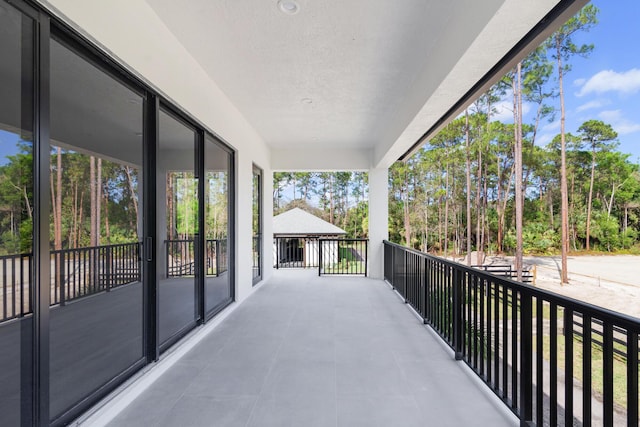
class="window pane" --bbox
[49,37,144,421]
[252,167,262,284]
[0,2,34,425]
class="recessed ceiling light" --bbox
[301,98,313,104]
[278,0,299,15]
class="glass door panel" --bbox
[0,2,35,424]
[252,166,262,284]
[158,108,199,346]
[49,36,144,421]
[204,136,232,314]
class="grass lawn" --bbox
[537,333,635,412]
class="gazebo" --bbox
[273,208,346,268]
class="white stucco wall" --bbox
[38,0,273,301]
[368,168,389,279]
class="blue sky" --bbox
[2,1,639,168]
[493,0,640,163]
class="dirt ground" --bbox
[513,255,640,319]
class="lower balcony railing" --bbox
[1,242,141,322]
[319,238,368,276]
[165,238,228,278]
[383,240,640,427]
[273,237,368,276]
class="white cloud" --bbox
[573,78,586,87]
[576,69,640,97]
[598,110,640,135]
[542,120,560,132]
[599,109,622,122]
[490,100,531,122]
[617,123,640,134]
[576,99,610,112]
[535,133,553,147]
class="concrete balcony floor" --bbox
[103,270,516,427]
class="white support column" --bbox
[368,168,388,279]
[235,152,254,302]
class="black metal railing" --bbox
[1,242,141,322]
[166,238,227,278]
[273,237,320,269]
[318,239,368,276]
[52,242,141,307]
[0,252,32,322]
[383,240,640,427]
[252,235,261,283]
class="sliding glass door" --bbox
[48,34,145,421]
[0,2,35,424]
[203,136,233,315]
[158,108,200,347]
[0,1,237,421]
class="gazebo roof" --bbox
[273,208,347,236]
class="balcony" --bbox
[72,243,639,427]
[84,269,515,427]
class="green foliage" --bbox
[273,172,369,239]
[384,4,640,257]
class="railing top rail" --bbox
[0,252,32,260]
[50,241,141,254]
[383,240,640,330]
[166,238,227,242]
[318,238,369,242]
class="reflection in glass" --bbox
[158,109,199,346]
[0,3,34,425]
[204,136,232,313]
[49,37,144,421]
[252,166,262,284]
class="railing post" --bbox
[628,331,639,427]
[216,239,221,277]
[318,239,323,276]
[391,246,396,290]
[59,251,65,306]
[423,257,429,324]
[105,245,112,292]
[364,240,368,277]
[519,291,533,424]
[403,251,408,303]
[165,240,170,277]
[453,266,463,360]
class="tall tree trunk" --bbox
[438,197,443,253]
[476,106,486,264]
[78,191,84,247]
[96,158,102,247]
[90,156,97,247]
[55,147,62,250]
[465,109,472,266]
[481,164,488,260]
[444,163,450,259]
[124,166,139,239]
[514,63,524,281]
[71,181,78,248]
[496,156,503,253]
[586,144,596,251]
[104,185,111,244]
[557,37,570,284]
[166,174,173,238]
[329,174,334,224]
[403,169,411,246]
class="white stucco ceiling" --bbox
[143,0,577,169]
